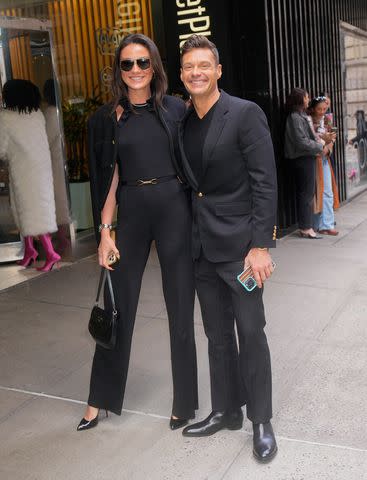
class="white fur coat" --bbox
[43,105,70,225]
[0,109,57,236]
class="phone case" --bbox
[237,261,276,292]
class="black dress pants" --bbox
[293,155,316,229]
[88,179,198,418]
[195,254,272,424]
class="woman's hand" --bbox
[323,142,334,156]
[98,230,120,270]
[321,132,336,143]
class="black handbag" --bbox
[88,268,118,350]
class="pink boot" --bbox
[17,236,38,267]
[36,234,61,272]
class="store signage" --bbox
[96,27,125,55]
[100,66,113,90]
[96,1,143,56]
[176,0,212,48]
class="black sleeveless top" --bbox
[117,103,175,181]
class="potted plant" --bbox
[62,91,103,229]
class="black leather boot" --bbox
[182,409,243,437]
[253,421,277,462]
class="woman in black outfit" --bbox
[77,34,198,431]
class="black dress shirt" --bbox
[183,101,218,184]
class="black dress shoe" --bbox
[253,421,277,462]
[182,409,243,437]
[76,409,108,431]
[169,417,189,430]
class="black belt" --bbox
[120,175,181,186]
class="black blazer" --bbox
[88,95,186,242]
[179,90,278,262]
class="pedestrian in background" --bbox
[43,78,71,252]
[308,96,339,235]
[319,91,337,173]
[0,79,61,271]
[284,88,333,239]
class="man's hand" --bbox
[244,248,274,289]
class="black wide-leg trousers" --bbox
[195,254,272,424]
[88,180,198,418]
[293,155,316,230]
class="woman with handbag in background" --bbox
[77,34,198,431]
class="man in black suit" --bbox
[179,35,278,462]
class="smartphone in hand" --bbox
[237,261,276,292]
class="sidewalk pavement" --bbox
[1,192,367,480]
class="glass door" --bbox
[0,16,71,262]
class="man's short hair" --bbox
[180,35,220,65]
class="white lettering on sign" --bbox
[176,0,211,48]
[115,1,142,30]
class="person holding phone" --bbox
[178,34,278,462]
[77,34,198,431]
[308,96,339,235]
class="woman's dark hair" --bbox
[2,79,41,113]
[111,33,167,111]
[285,88,308,113]
[308,95,328,113]
[43,78,56,106]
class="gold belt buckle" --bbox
[138,178,158,186]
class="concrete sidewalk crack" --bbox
[1,385,366,454]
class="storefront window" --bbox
[1,1,153,100]
[341,23,367,199]
[0,1,154,240]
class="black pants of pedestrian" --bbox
[293,155,316,229]
[88,179,198,418]
[195,254,272,424]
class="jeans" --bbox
[314,157,335,230]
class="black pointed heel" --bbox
[169,417,188,430]
[76,409,108,431]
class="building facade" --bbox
[162,0,367,229]
[0,0,367,244]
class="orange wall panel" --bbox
[1,1,153,101]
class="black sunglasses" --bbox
[120,58,151,72]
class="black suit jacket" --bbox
[179,90,278,262]
[88,96,186,243]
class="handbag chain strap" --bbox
[95,268,117,314]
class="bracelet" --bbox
[256,247,268,251]
[98,223,113,232]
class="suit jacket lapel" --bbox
[202,91,229,174]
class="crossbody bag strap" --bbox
[95,268,117,313]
